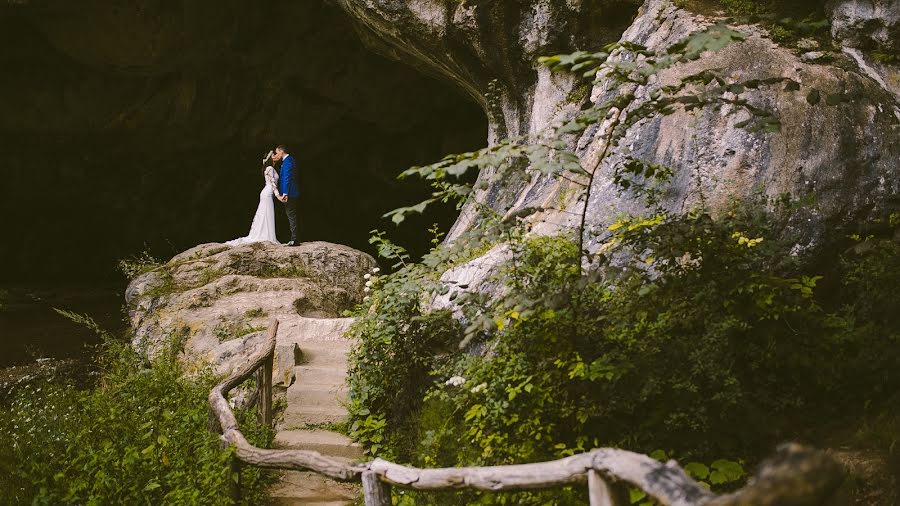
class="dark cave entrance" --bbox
[0,1,487,284]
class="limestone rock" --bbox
[341,0,900,300]
[126,241,375,374]
[569,0,900,252]
[468,1,898,246]
[827,0,900,53]
[827,0,900,102]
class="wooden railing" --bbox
[208,319,845,505]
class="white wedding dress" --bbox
[226,166,281,246]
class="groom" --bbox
[273,145,300,246]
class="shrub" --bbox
[0,323,272,504]
[347,203,900,504]
[117,250,164,280]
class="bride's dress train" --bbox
[226,166,281,246]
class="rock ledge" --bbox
[126,241,375,375]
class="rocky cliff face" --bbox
[827,0,900,100]
[337,0,900,261]
[125,241,375,375]
[335,0,643,142]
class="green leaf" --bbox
[711,459,746,482]
[709,470,728,485]
[684,462,710,480]
[649,449,669,461]
[630,488,647,503]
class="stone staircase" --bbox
[266,317,362,505]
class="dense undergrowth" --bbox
[0,319,273,505]
[349,199,900,504]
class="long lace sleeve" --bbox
[265,166,281,198]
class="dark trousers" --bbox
[283,198,299,244]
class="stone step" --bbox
[283,404,348,428]
[267,470,358,505]
[296,365,347,387]
[274,429,363,460]
[277,317,356,343]
[297,344,351,368]
[270,502,350,506]
[275,341,351,386]
[287,385,348,410]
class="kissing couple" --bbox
[226,144,301,247]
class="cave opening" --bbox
[0,1,488,285]
[0,1,486,365]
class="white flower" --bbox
[445,375,466,387]
[363,296,370,302]
[365,280,373,287]
[364,273,371,280]
[373,267,381,273]
[364,287,370,293]
[471,382,487,394]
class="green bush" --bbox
[346,263,462,459]
[0,328,272,504]
[347,203,900,504]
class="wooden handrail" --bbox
[208,319,844,506]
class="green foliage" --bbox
[349,204,900,503]
[715,0,830,45]
[872,51,898,65]
[244,307,268,319]
[346,277,461,457]
[0,316,273,504]
[118,249,164,280]
[631,451,745,504]
[214,320,267,342]
[137,266,228,301]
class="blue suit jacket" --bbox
[279,155,300,200]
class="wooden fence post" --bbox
[362,471,391,506]
[230,453,242,502]
[256,354,274,428]
[588,470,628,506]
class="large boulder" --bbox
[126,241,375,375]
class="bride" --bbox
[226,151,281,246]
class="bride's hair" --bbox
[261,150,274,175]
